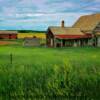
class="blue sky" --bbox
[0,0,100,31]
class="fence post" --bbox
[10,53,12,65]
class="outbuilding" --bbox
[0,31,18,39]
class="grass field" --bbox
[0,46,100,99]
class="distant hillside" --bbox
[0,30,46,33]
[18,30,46,33]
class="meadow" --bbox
[0,46,100,100]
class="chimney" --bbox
[61,20,65,28]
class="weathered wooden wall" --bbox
[97,37,100,47]
[0,34,17,39]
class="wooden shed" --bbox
[0,31,18,39]
[46,21,92,47]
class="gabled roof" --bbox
[73,13,100,32]
[48,27,84,35]
[0,31,18,34]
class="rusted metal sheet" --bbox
[54,34,92,39]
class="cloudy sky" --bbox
[0,0,100,30]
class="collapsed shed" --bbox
[23,37,41,46]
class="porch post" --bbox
[73,40,77,47]
[54,38,57,48]
[61,39,63,47]
[50,38,53,47]
[78,40,81,46]
[93,35,97,47]
[95,37,98,46]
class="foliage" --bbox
[18,30,46,33]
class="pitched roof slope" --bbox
[0,31,18,34]
[73,13,100,31]
[49,27,84,35]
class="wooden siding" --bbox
[97,37,100,47]
[0,34,17,39]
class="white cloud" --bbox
[84,4,100,12]
[1,12,91,25]
[94,0,100,3]
[0,0,99,30]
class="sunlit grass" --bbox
[0,46,100,99]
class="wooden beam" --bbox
[54,38,57,48]
[61,39,63,47]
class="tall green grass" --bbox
[0,46,100,99]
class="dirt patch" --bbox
[0,41,18,45]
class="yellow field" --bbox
[18,33,46,39]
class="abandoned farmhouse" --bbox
[46,13,100,47]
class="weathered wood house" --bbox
[0,31,17,39]
[46,21,92,47]
[46,13,100,47]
